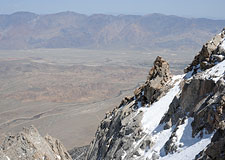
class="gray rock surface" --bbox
[184,28,225,74]
[134,56,172,104]
[86,56,173,160]
[69,145,89,160]
[0,126,72,160]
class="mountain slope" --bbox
[0,12,225,51]
[86,29,225,159]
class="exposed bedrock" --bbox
[184,28,225,74]
[0,126,72,160]
[86,56,173,160]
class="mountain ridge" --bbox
[1,12,225,50]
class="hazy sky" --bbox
[1,0,225,19]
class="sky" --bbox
[1,0,225,19]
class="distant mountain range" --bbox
[0,11,225,50]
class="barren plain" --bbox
[0,48,194,149]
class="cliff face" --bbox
[86,28,225,160]
[0,126,72,160]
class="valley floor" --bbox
[0,48,193,149]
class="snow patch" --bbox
[174,118,212,152]
[143,118,212,160]
[184,64,200,79]
[141,75,182,134]
[220,39,225,50]
[135,75,183,159]
[144,124,174,158]
[5,156,10,160]
[201,59,225,82]
[121,151,127,160]
[56,155,61,160]
[160,137,211,160]
[135,72,214,160]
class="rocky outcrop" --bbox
[184,28,225,75]
[191,79,225,136]
[161,59,225,157]
[134,56,172,105]
[0,126,72,160]
[86,100,144,160]
[86,56,172,160]
[160,76,217,130]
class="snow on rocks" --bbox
[160,138,211,160]
[220,38,225,50]
[141,118,213,160]
[137,73,213,160]
[165,118,212,152]
[184,30,225,77]
[200,58,225,82]
[133,75,183,159]
[141,75,183,134]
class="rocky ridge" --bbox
[86,28,225,160]
[0,126,72,160]
[86,55,174,160]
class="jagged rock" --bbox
[160,94,184,129]
[140,138,151,150]
[86,101,145,160]
[86,56,172,160]
[161,69,223,131]
[141,56,172,104]
[180,78,216,113]
[119,96,134,108]
[160,30,225,159]
[184,29,225,75]
[192,82,225,137]
[0,126,72,160]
